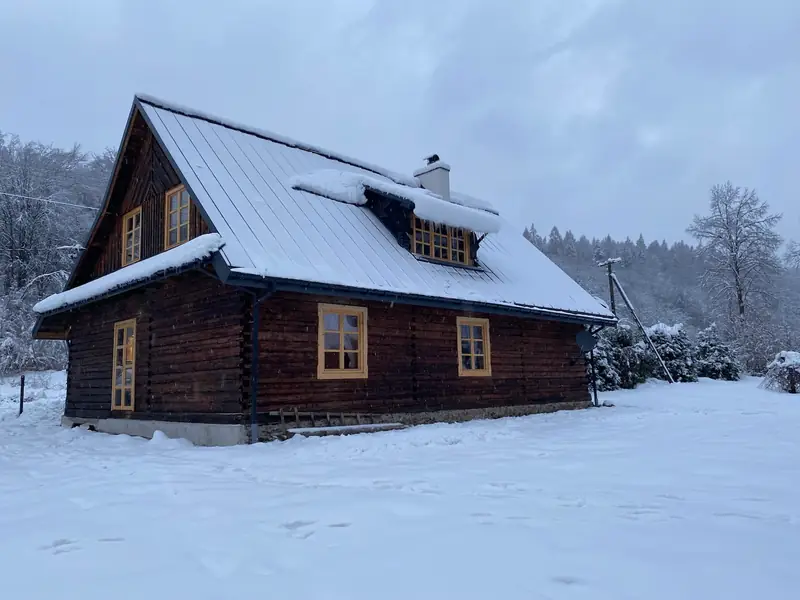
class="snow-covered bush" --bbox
[694,323,742,381]
[589,324,648,391]
[760,351,800,394]
[643,323,698,383]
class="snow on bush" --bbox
[590,324,648,391]
[694,323,742,381]
[644,323,698,383]
[760,351,800,394]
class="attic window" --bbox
[165,185,191,249]
[122,207,142,266]
[412,216,470,265]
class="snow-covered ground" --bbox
[2,373,799,600]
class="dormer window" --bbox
[412,216,470,265]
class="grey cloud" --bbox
[1,0,797,242]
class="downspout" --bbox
[247,289,273,443]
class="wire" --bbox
[0,191,99,211]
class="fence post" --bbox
[19,374,25,416]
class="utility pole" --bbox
[597,258,621,315]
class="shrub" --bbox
[760,351,800,394]
[694,323,742,381]
[589,324,648,391]
[643,323,698,383]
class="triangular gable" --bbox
[66,101,220,289]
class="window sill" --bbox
[317,370,369,380]
[412,254,484,271]
[459,370,492,378]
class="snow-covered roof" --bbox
[127,96,614,323]
[34,234,224,314]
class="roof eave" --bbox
[225,271,617,327]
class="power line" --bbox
[0,191,100,211]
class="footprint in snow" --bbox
[552,575,587,586]
[40,539,79,555]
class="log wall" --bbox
[64,272,246,422]
[253,292,589,415]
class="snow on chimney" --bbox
[413,154,451,202]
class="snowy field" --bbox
[2,373,799,600]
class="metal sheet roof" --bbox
[138,96,615,324]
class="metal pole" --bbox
[250,295,261,444]
[610,273,675,384]
[589,350,599,406]
[19,374,25,416]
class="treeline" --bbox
[0,132,113,374]
[525,182,800,373]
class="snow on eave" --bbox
[33,234,224,315]
[289,169,503,234]
[135,94,418,187]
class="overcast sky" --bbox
[1,0,798,243]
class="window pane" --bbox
[423,232,430,242]
[343,315,358,332]
[115,367,122,387]
[180,189,190,206]
[415,231,422,241]
[324,351,339,370]
[133,246,140,261]
[474,340,484,355]
[475,355,485,370]
[461,340,471,356]
[343,333,358,350]
[323,312,339,331]
[134,213,141,227]
[116,329,124,345]
[324,332,340,350]
[473,325,484,340]
[461,354,472,370]
[125,367,133,386]
[180,224,189,241]
[415,243,423,253]
[460,324,470,339]
[180,206,189,224]
[124,389,132,407]
[169,229,178,245]
[344,352,359,370]
[116,348,123,367]
[114,388,122,407]
[169,212,178,228]
[169,194,178,210]
[434,247,441,258]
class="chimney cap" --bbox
[425,153,440,165]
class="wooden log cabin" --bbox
[33,95,616,445]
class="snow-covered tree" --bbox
[547,226,563,256]
[688,182,782,320]
[694,323,741,381]
[644,323,698,382]
[589,324,647,391]
[760,351,800,394]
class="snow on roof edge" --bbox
[288,170,502,233]
[135,94,419,188]
[34,234,225,315]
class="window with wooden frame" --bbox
[112,319,136,411]
[457,317,491,377]
[412,216,470,265]
[317,304,368,379]
[121,207,142,266]
[165,185,191,249]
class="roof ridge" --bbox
[135,94,419,188]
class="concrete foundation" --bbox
[62,400,591,446]
[61,416,247,446]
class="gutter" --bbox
[224,271,617,327]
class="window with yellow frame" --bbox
[112,319,136,411]
[317,304,368,379]
[412,215,470,265]
[121,207,142,266]
[165,185,191,249]
[457,317,491,376]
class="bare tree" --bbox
[786,240,800,269]
[688,181,782,319]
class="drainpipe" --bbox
[248,289,273,443]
